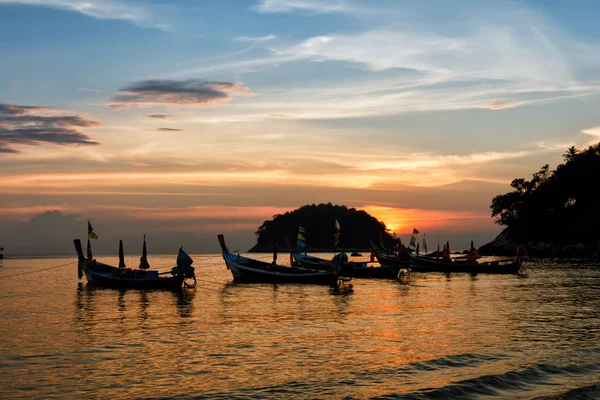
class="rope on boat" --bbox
[148,255,223,262]
[194,277,322,295]
[0,261,77,279]
[183,275,197,289]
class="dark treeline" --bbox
[490,143,600,246]
[250,203,394,252]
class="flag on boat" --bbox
[88,221,98,240]
[334,218,340,246]
[422,234,428,254]
[409,228,419,249]
[297,226,306,249]
[392,231,397,239]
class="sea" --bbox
[1,254,599,399]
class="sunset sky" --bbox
[1,0,600,254]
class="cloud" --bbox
[0,102,100,154]
[78,87,104,93]
[108,79,254,109]
[582,127,600,138]
[234,34,276,42]
[280,27,570,82]
[188,1,589,119]
[0,0,167,30]
[0,144,20,154]
[582,127,600,145]
[154,127,182,132]
[146,114,172,119]
[130,161,150,167]
[0,103,45,115]
[255,0,349,13]
[357,150,531,172]
[486,101,520,110]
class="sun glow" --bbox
[361,205,493,235]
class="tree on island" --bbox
[489,142,600,249]
[249,203,394,252]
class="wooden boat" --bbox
[370,244,412,269]
[291,251,401,279]
[408,253,522,274]
[73,238,196,290]
[218,234,344,285]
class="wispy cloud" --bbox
[582,127,600,145]
[154,127,182,132]
[108,79,254,109]
[582,127,600,138]
[130,161,150,167]
[279,26,571,81]
[0,0,167,30]
[198,1,597,119]
[255,0,350,13]
[146,114,172,119]
[357,150,531,172]
[0,103,100,154]
[234,34,276,42]
[486,101,519,111]
[78,87,104,93]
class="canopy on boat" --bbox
[176,247,193,267]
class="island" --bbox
[248,203,394,252]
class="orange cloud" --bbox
[0,204,289,223]
[130,161,150,167]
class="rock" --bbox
[479,227,600,258]
[478,227,518,256]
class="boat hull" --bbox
[408,255,521,274]
[224,254,338,285]
[81,261,185,290]
[349,265,400,279]
[372,250,411,269]
[292,252,396,279]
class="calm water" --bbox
[1,254,600,399]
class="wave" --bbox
[371,360,600,399]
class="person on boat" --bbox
[516,244,528,264]
[396,243,410,261]
[467,241,478,263]
[442,244,451,261]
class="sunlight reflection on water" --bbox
[1,255,599,399]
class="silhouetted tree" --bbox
[563,146,579,162]
[491,143,600,245]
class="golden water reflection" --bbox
[1,255,600,398]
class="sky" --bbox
[1,0,600,255]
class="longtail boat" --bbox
[370,243,412,270]
[218,234,346,285]
[287,227,392,278]
[73,237,196,290]
[291,251,402,279]
[408,253,522,274]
